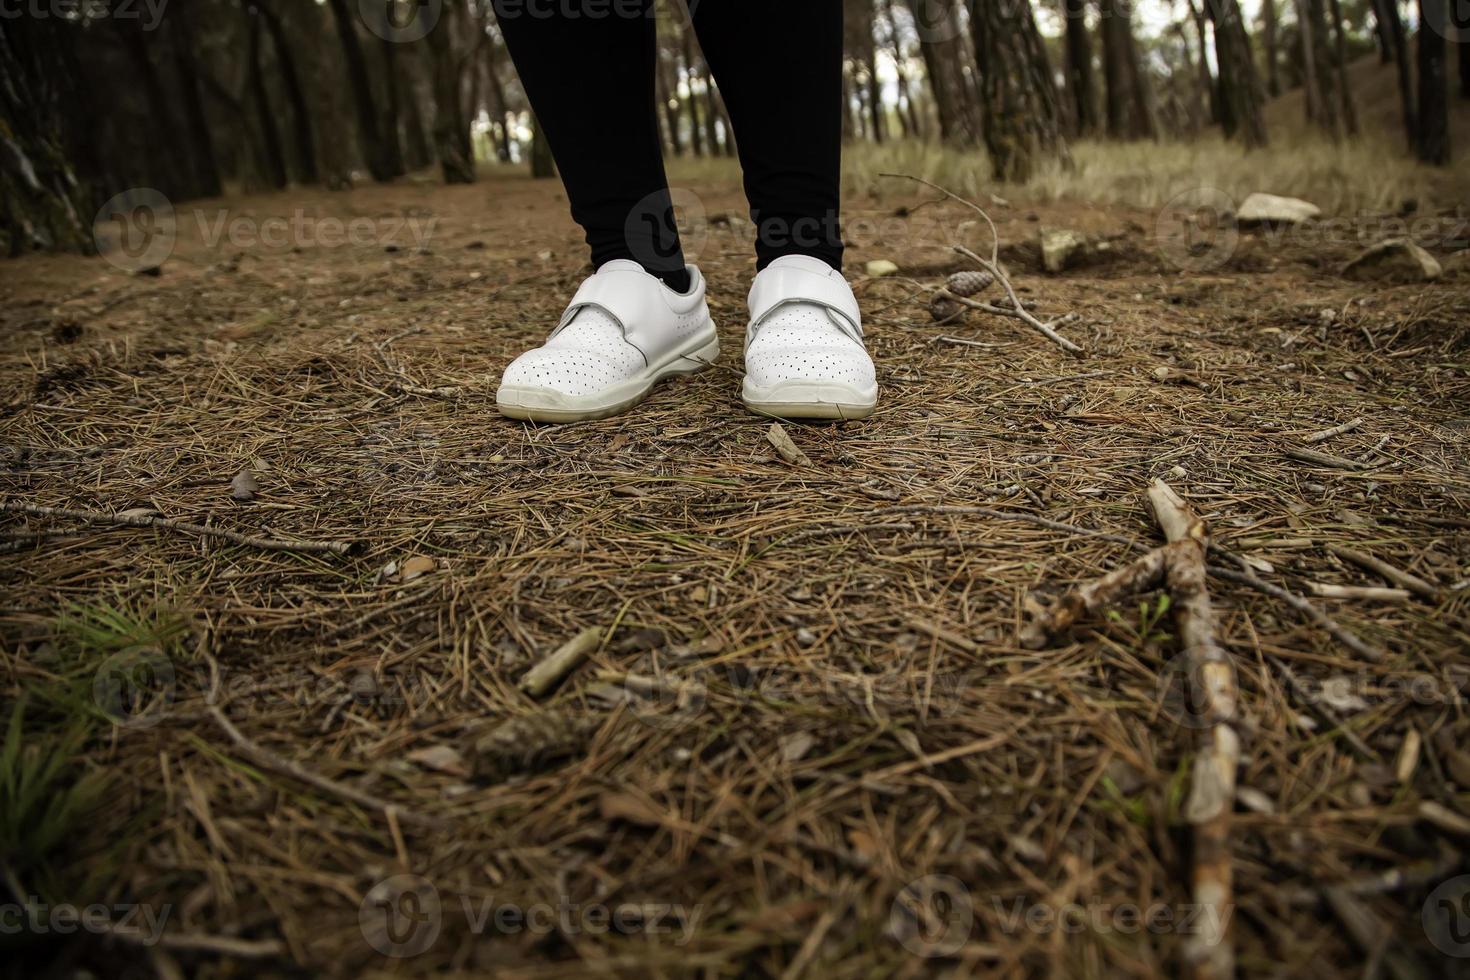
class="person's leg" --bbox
[686,1,872,420]
[493,0,688,290]
[492,0,718,423]
[687,0,844,271]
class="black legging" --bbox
[493,0,844,290]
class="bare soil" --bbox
[2,170,1469,978]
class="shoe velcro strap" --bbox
[747,265,861,338]
[554,266,670,363]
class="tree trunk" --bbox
[1293,0,1326,128]
[1377,0,1417,147]
[848,0,885,142]
[655,44,684,156]
[680,26,706,157]
[1370,0,1393,62]
[251,1,318,184]
[379,38,409,177]
[968,0,1067,181]
[1261,0,1282,96]
[247,12,288,189]
[1416,0,1451,163]
[1457,6,1470,97]
[1207,0,1269,147]
[119,22,191,197]
[1173,23,1207,132]
[401,52,435,173]
[905,0,977,144]
[170,7,223,198]
[530,116,556,178]
[1305,0,1344,137]
[325,0,395,181]
[483,39,515,163]
[425,0,475,183]
[694,57,721,154]
[1063,0,1100,136]
[882,0,925,138]
[1188,0,1220,125]
[1100,0,1156,139]
[1327,0,1359,135]
[0,18,94,255]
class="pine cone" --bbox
[929,293,963,322]
[945,270,995,298]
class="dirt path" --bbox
[2,172,1468,977]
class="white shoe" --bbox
[740,255,877,420]
[496,261,718,422]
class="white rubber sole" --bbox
[497,324,719,423]
[741,379,878,421]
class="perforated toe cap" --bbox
[500,346,634,396]
[744,341,875,388]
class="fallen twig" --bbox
[868,501,1384,663]
[2,501,358,555]
[1022,483,1240,977]
[1303,417,1365,444]
[208,706,446,829]
[1328,545,1439,601]
[954,246,1085,356]
[1146,480,1238,980]
[1306,582,1411,602]
[519,625,604,698]
[1282,447,1371,471]
[879,172,1084,356]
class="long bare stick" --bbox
[1147,480,1237,980]
[1327,545,1439,601]
[953,246,1085,355]
[2,501,358,556]
[865,503,1385,662]
[878,172,1084,356]
[208,707,446,829]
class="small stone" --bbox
[1040,228,1087,273]
[1341,238,1442,282]
[865,259,899,278]
[400,555,436,581]
[229,470,258,501]
[1236,192,1321,226]
[795,628,817,647]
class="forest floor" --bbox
[2,163,1469,978]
